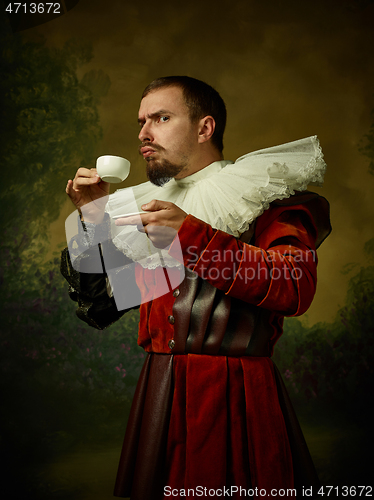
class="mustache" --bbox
[138,143,166,154]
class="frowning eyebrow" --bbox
[137,109,175,125]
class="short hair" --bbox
[142,76,227,153]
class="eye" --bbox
[159,116,169,123]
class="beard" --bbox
[146,158,187,187]
[139,142,192,186]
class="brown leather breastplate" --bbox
[171,267,274,357]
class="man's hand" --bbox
[115,199,187,249]
[66,168,110,224]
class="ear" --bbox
[197,116,216,144]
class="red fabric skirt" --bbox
[165,354,293,496]
[114,353,319,500]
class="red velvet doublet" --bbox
[114,195,331,500]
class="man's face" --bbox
[138,86,199,186]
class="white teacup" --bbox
[96,155,130,183]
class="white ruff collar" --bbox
[107,136,326,269]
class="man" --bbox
[62,76,331,499]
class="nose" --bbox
[138,121,153,142]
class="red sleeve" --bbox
[168,204,318,316]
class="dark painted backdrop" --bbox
[1,0,373,498]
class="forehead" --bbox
[138,86,188,118]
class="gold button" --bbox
[168,339,175,350]
[168,315,175,325]
[173,288,180,297]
